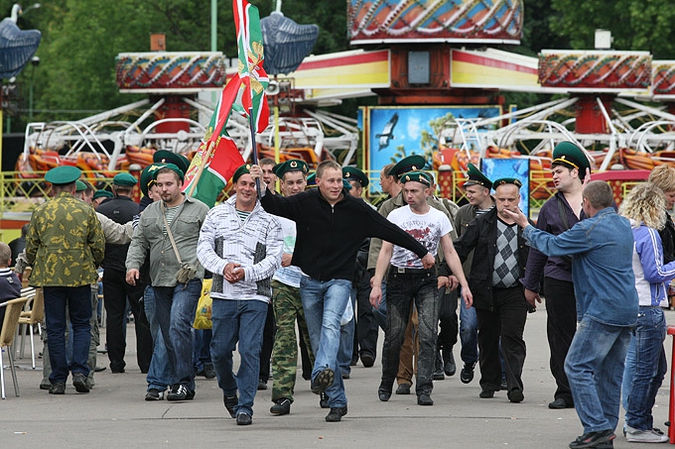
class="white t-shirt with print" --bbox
[387,205,452,269]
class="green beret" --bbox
[552,142,591,176]
[389,155,426,179]
[45,166,81,186]
[463,163,492,190]
[492,178,523,189]
[274,159,309,178]
[232,164,252,183]
[343,179,352,191]
[75,180,87,192]
[153,150,190,174]
[306,172,317,188]
[153,163,184,182]
[113,172,138,187]
[94,190,114,200]
[343,166,369,187]
[400,171,432,187]
[140,163,166,196]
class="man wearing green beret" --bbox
[454,178,532,404]
[126,165,209,401]
[521,141,591,410]
[98,171,152,375]
[25,166,106,394]
[93,190,113,207]
[371,171,472,407]
[197,163,283,425]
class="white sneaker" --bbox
[625,425,669,443]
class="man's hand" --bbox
[370,284,382,308]
[461,286,473,309]
[447,275,459,291]
[500,208,529,228]
[224,262,244,283]
[437,275,449,290]
[126,269,140,286]
[281,253,293,268]
[421,253,435,269]
[524,288,541,309]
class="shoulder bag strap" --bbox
[160,201,183,265]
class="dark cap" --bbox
[389,155,426,179]
[93,190,114,200]
[463,163,492,190]
[232,164,252,183]
[552,142,591,176]
[273,159,309,178]
[154,163,184,182]
[400,171,432,187]
[153,150,190,174]
[140,163,166,196]
[342,166,369,187]
[492,178,523,189]
[306,172,317,188]
[45,166,81,186]
[113,172,138,187]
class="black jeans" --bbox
[259,301,276,382]
[437,288,458,351]
[380,271,438,396]
[102,268,152,372]
[355,269,378,360]
[475,285,528,392]
[543,277,577,404]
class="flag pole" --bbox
[248,107,261,196]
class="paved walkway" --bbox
[1,306,671,448]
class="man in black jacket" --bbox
[252,160,433,422]
[454,178,531,403]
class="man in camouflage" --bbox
[25,166,105,395]
[269,159,315,416]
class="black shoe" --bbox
[479,389,494,399]
[433,350,445,380]
[549,398,574,409]
[417,394,434,406]
[361,353,375,368]
[350,357,358,366]
[460,363,475,384]
[94,366,106,373]
[325,406,348,422]
[311,367,334,394]
[432,369,445,380]
[270,398,291,415]
[49,382,65,395]
[341,372,350,380]
[236,412,252,426]
[500,375,508,391]
[110,362,125,374]
[443,349,456,377]
[166,384,195,401]
[224,394,238,418]
[319,392,329,409]
[39,381,51,390]
[378,384,392,402]
[508,388,524,403]
[257,379,268,390]
[568,430,615,448]
[203,364,216,379]
[396,383,411,395]
[145,388,164,401]
[72,373,90,393]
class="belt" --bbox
[390,265,436,278]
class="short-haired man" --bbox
[25,166,106,394]
[197,164,283,426]
[505,181,638,448]
[126,164,209,401]
[98,173,152,374]
[0,241,21,326]
[252,159,434,422]
[454,178,531,403]
[521,142,590,410]
[8,223,29,267]
[371,171,471,406]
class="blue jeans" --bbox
[565,316,631,433]
[193,329,213,373]
[211,299,268,416]
[459,288,478,365]
[622,307,667,430]
[144,286,170,392]
[300,277,352,408]
[43,286,92,384]
[337,291,356,376]
[153,279,201,391]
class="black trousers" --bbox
[354,270,379,360]
[437,288,458,350]
[543,277,576,404]
[102,268,152,373]
[475,285,528,392]
[259,300,276,382]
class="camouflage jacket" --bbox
[25,192,105,287]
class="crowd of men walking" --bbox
[9,141,675,448]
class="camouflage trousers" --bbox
[271,280,315,403]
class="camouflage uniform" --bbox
[271,279,314,402]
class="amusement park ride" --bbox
[5,0,675,217]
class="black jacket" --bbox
[96,196,139,272]
[260,187,428,282]
[454,208,530,311]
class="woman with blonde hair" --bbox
[619,182,675,443]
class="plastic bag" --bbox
[193,279,213,329]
